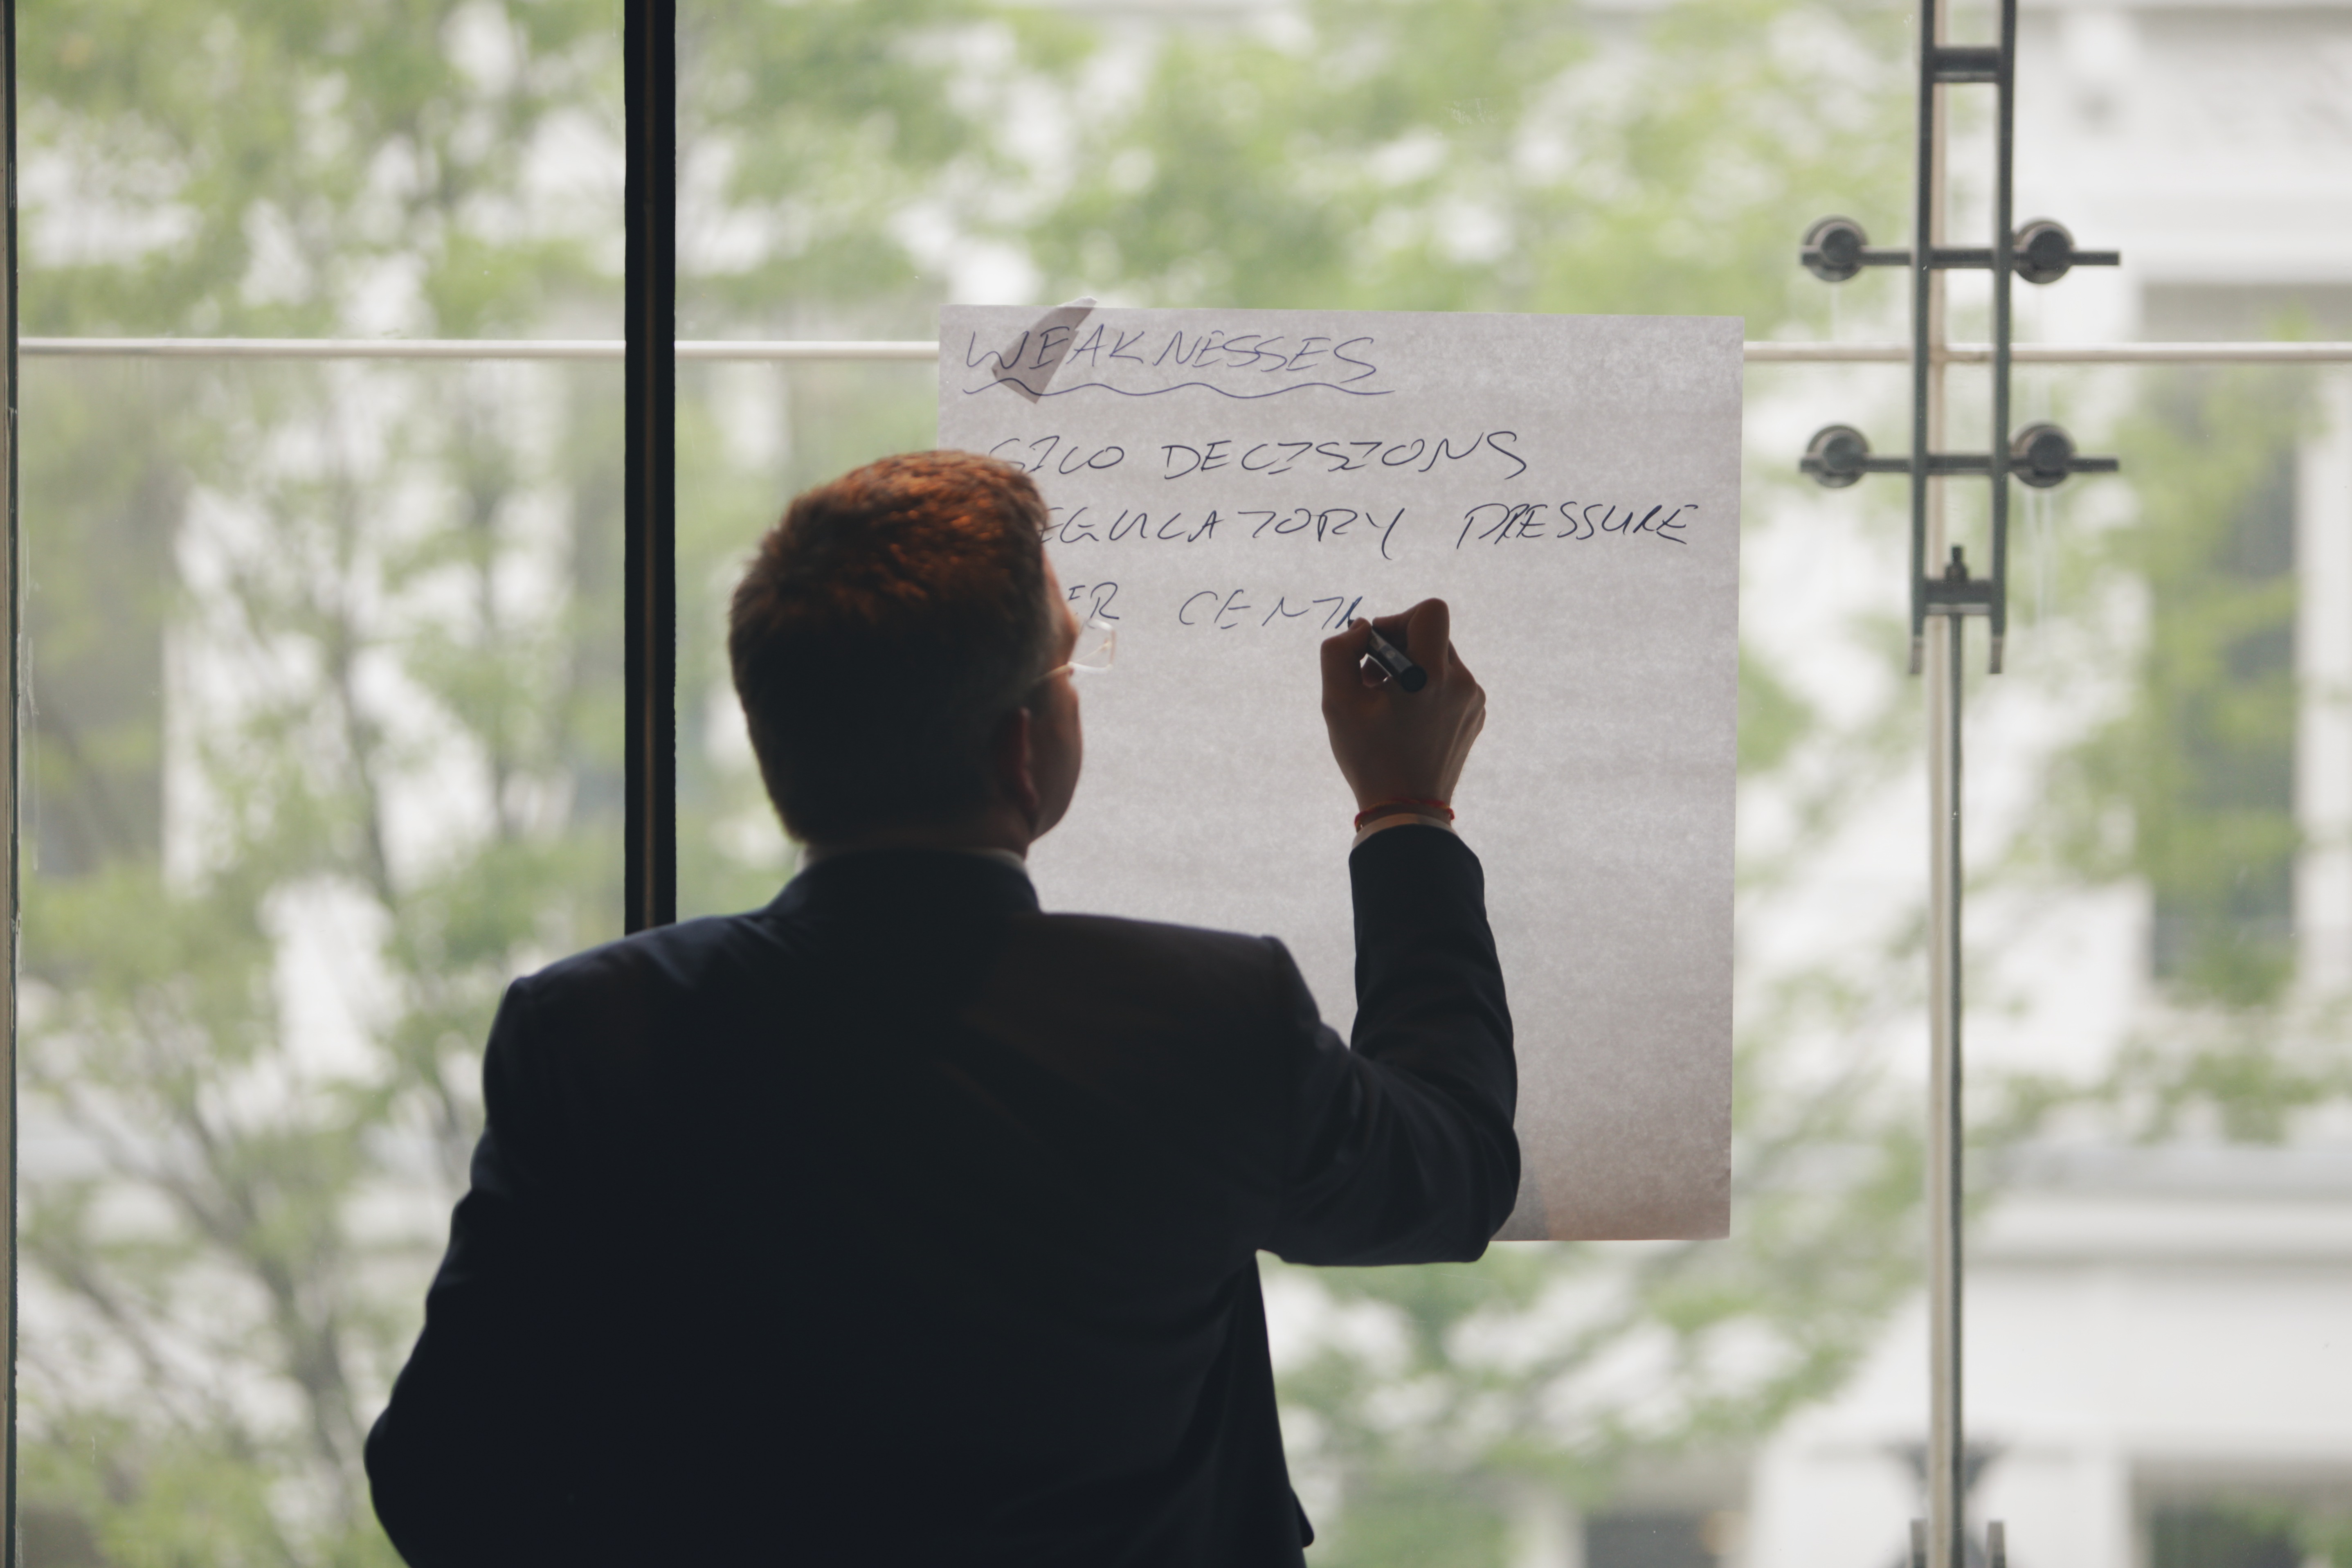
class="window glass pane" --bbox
[1583,359,2352,1568]
[676,357,935,914]
[672,0,989,914]
[666,0,1920,900]
[663,0,2352,1560]
[17,1,623,1557]
[24,0,2350,1561]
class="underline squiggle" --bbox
[964,378,1395,400]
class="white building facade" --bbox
[1732,2,2352,1565]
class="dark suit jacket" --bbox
[366,823,1516,1567]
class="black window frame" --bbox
[623,0,679,933]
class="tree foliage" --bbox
[2048,371,2305,1008]
[1009,3,1932,1556]
[2000,367,2347,1188]
[28,1,2329,1564]
[16,0,978,1559]
[1022,0,1910,327]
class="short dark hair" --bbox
[729,450,1057,844]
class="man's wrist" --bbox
[1351,811,1457,848]
[1352,797,1453,831]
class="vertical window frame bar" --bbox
[3,0,21,1548]
[624,0,678,933]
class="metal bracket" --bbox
[1925,546,1993,615]
[1802,2,2122,1565]
[1802,423,2120,487]
[1908,1516,2009,1568]
[1930,44,2003,81]
[1794,0,2122,680]
[1802,216,2119,284]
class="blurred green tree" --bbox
[16,0,983,1560]
[1004,1,1931,1558]
[2018,368,2351,1170]
[2056,371,2304,1010]
[38,0,2267,1565]
[1020,0,1912,325]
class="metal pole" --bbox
[1907,0,1937,677]
[2,0,19,1551]
[1806,7,2108,1548]
[16,337,2352,366]
[1989,0,2018,673]
[1915,0,1962,1561]
[1926,589,1964,1568]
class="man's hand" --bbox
[1319,599,1486,812]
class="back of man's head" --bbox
[729,450,1055,845]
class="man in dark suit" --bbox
[366,450,1516,1566]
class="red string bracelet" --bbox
[1353,798,1455,831]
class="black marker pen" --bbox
[1360,623,1428,692]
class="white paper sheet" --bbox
[938,304,1740,1240]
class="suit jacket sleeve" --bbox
[1265,824,1520,1266]
[366,977,595,1568]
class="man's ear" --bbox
[989,704,1042,827]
